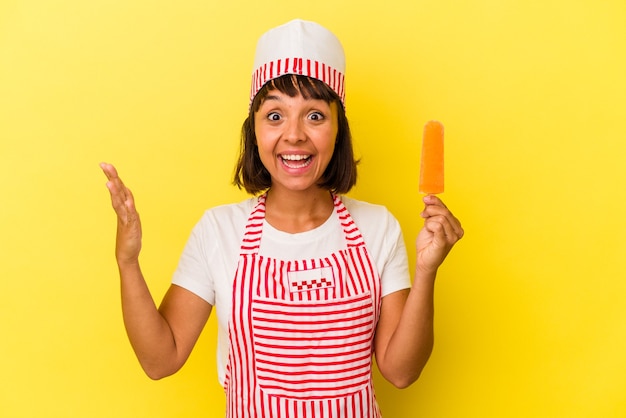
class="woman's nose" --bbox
[283,118,305,143]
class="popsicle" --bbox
[419,120,444,194]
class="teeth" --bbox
[281,154,310,161]
[281,154,312,168]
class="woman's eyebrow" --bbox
[263,94,282,102]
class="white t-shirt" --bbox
[172,195,411,385]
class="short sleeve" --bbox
[172,217,216,305]
[378,213,411,297]
[342,197,411,297]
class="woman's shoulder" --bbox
[339,196,407,275]
[339,195,401,235]
[204,197,257,218]
[194,197,258,233]
[340,195,395,220]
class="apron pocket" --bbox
[251,292,374,400]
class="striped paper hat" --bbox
[250,19,346,106]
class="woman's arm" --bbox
[374,195,463,388]
[101,163,211,379]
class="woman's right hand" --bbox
[100,163,142,266]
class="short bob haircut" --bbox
[233,74,358,195]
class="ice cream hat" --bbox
[250,19,346,106]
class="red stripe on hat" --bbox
[328,65,332,86]
[252,70,259,101]
[338,74,344,102]
[249,59,346,107]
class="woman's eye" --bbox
[308,112,324,121]
[267,112,281,121]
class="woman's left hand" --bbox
[416,195,464,274]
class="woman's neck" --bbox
[264,187,334,234]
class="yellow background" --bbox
[1,0,625,416]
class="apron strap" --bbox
[239,194,267,255]
[239,193,365,255]
[332,193,365,248]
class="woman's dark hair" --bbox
[233,74,358,195]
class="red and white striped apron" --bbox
[224,194,383,418]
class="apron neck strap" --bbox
[239,193,365,255]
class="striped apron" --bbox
[224,194,383,418]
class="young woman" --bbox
[101,19,463,417]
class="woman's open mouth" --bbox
[280,154,313,169]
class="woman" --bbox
[101,19,463,417]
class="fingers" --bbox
[100,162,125,197]
[100,163,143,264]
[424,215,464,246]
[99,162,119,181]
[100,162,137,223]
[420,196,464,241]
[415,196,464,273]
[422,194,445,207]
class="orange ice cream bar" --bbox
[419,120,444,194]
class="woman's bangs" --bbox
[253,75,338,111]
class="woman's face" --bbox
[254,89,338,194]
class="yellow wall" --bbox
[2,1,625,417]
